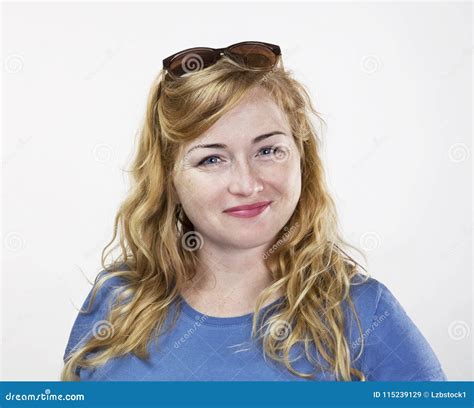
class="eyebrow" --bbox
[185,131,288,156]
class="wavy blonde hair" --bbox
[61,55,370,381]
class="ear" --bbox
[170,183,181,206]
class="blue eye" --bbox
[259,146,280,157]
[197,156,222,167]
[197,146,280,167]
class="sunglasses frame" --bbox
[162,41,282,79]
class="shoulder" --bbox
[343,273,447,381]
[76,268,128,317]
[341,273,383,335]
[344,273,425,333]
[63,266,129,363]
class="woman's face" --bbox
[173,87,302,251]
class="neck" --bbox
[181,241,283,316]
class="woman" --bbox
[61,41,447,381]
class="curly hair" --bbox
[61,55,370,381]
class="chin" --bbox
[225,231,276,248]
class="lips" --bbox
[223,201,272,219]
[223,201,272,213]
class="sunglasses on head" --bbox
[162,41,282,79]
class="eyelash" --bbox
[197,146,280,167]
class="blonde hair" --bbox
[61,55,370,381]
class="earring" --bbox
[175,203,184,223]
[175,203,193,230]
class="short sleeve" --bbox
[359,282,447,381]
[63,271,126,369]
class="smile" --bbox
[223,202,272,218]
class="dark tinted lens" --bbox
[169,49,217,77]
[227,44,277,69]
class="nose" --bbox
[227,158,264,196]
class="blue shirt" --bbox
[63,273,447,381]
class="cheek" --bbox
[177,174,223,207]
[261,157,301,188]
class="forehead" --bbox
[193,87,291,144]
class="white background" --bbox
[2,1,472,380]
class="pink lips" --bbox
[223,201,272,218]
